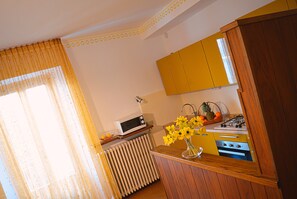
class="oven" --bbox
[213,114,253,161]
[216,140,252,161]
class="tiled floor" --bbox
[125,180,167,199]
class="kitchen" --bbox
[0,0,296,198]
[80,0,294,197]
[150,4,296,199]
[62,0,291,146]
[65,0,295,197]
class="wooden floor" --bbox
[124,180,167,199]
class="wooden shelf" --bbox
[100,124,153,145]
[100,136,118,145]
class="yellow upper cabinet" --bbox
[287,0,297,9]
[156,52,189,95]
[157,0,294,96]
[201,32,229,87]
[169,52,190,94]
[157,35,234,95]
[157,56,177,95]
[239,0,289,19]
[179,41,214,91]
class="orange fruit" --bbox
[100,135,106,140]
[215,112,221,117]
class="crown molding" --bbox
[63,0,200,48]
[62,28,140,48]
[140,0,200,39]
[138,0,187,34]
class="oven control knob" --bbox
[229,144,234,147]
[236,145,241,148]
[223,143,227,147]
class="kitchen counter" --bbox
[163,117,248,135]
[151,145,276,185]
[98,124,153,150]
[151,145,281,198]
[204,121,248,134]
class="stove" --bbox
[214,114,247,131]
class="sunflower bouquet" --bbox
[163,115,206,146]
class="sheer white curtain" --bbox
[0,39,121,199]
[0,67,102,198]
[0,40,120,198]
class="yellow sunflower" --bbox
[182,127,194,139]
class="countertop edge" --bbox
[151,145,278,188]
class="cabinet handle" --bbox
[219,135,239,139]
[196,133,208,136]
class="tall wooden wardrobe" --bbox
[221,9,297,198]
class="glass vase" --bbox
[182,138,203,159]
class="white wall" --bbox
[180,85,242,115]
[65,0,273,136]
[65,36,167,132]
[140,90,183,127]
[161,0,272,54]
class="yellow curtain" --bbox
[0,39,120,198]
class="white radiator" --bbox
[104,134,159,197]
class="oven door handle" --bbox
[219,135,239,139]
[218,149,246,156]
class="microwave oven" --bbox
[114,113,146,135]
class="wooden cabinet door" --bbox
[222,9,297,198]
[192,132,219,155]
[239,0,288,19]
[201,32,230,87]
[157,52,189,95]
[287,0,297,9]
[179,41,214,91]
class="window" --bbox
[0,67,101,198]
[217,38,237,84]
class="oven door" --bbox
[217,147,252,161]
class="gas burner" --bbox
[214,115,247,131]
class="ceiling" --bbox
[0,0,172,50]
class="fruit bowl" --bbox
[99,132,114,141]
[199,114,222,125]
[198,101,222,125]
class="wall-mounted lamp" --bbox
[135,96,144,103]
